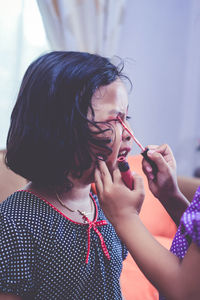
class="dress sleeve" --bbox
[121,244,128,260]
[0,211,36,298]
[180,187,200,248]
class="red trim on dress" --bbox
[17,189,110,263]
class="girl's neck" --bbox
[59,184,91,203]
[24,181,91,202]
[23,181,94,223]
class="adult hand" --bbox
[142,144,180,202]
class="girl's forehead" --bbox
[91,80,128,108]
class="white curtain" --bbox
[0,0,49,149]
[36,0,126,57]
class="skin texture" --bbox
[95,144,200,300]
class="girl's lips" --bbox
[118,147,131,158]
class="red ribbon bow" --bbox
[82,215,111,264]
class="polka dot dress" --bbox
[159,186,200,300]
[0,191,128,300]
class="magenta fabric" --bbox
[170,186,200,258]
[160,186,200,299]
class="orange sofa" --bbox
[1,150,199,299]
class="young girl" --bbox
[95,144,200,300]
[0,51,133,299]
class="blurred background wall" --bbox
[116,0,200,177]
[0,0,200,176]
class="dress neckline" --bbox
[17,189,98,225]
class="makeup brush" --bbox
[117,116,158,178]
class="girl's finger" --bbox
[133,174,144,191]
[112,167,122,183]
[94,168,103,194]
[98,160,113,186]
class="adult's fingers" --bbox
[148,144,173,161]
[147,150,169,173]
[142,158,155,181]
[155,144,176,168]
[154,144,170,154]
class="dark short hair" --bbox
[6,51,131,190]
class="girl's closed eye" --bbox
[106,113,131,124]
[117,113,131,122]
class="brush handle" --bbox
[141,148,158,179]
[118,157,134,190]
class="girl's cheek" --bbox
[118,127,123,142]
[116,122,123,137]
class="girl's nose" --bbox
[122,125,131,141]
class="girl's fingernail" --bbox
[146,166,152,172]
[97,155,104,160]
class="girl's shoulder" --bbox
[0,190,45,213]
[0,190,56,230]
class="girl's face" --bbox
[89,79,133,172]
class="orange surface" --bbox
[127,155,176,239]
[121,236,172,300]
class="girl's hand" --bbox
[142,144,181,202]
[94,160,145,227]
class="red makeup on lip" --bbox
[117,116,158,185]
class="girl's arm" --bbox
[142,144,190,226]
[116,214,200,300]
[95,161,200,300]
